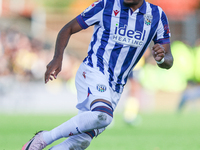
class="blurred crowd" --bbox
[0,28,49,81]
[0,28,82,83]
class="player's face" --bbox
[123,0,143,7]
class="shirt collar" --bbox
[139,0,146,14]
[121,0,146,14]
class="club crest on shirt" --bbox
[144,14,153,26]
[96,84,107,92]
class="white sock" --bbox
[43,110,112,145]
[49,133,92,150]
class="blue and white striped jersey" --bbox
[76,0,171,93]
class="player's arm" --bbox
[151,43,173,69]
[45,18,83,83]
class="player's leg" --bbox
[45,64,114,149]
[48,109,106,150]
[22,101,112,150]
[42,99,113,145]
[22,63,113,150]
[48,123,106,150]
[48,132,92,150]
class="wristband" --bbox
[156,57,165,64]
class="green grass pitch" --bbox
[0,113,200,150]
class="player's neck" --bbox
[129,0,144,12]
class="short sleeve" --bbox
[153,10,171,44]
[76,0,105,29]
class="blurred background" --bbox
[0,0,200,117]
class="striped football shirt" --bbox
[76,0,171,93]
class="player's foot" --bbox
[22,131,47,150]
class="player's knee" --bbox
[97,111,113,127]
[91,105,113,128]
[90,99,114,128]
[89,111,113,129]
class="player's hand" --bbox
[151,44,165,62]
[45,58,62,83]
